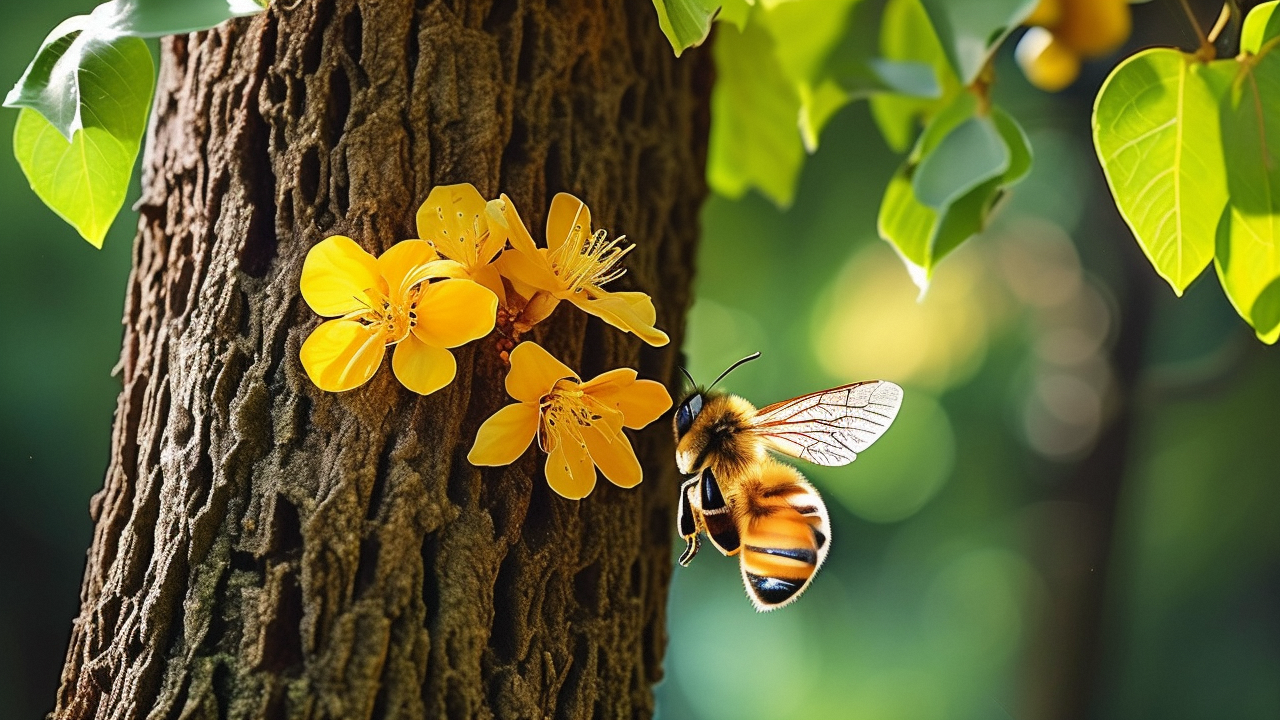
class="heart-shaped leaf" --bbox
[13,36,153,248]
[1092,48,1234,295]
[6,0,262,245]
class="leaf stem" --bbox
[1206,3,1232,44]
[1177,0,1212,56]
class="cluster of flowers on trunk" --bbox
[298,184,672,499]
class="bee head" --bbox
[672,353,763,475]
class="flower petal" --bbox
[547,192,591,253]
[506,341,578,403]
[377,239,439,299]
[301,236,383,316]
[580,367,638,394]
[300,318,385,391]
[495,244,561,293]
[545,434,597,499]
[590,379,672,429]
[411,279,498,348]
[491,193,541,257]
[417,184,489,265]
[583,423,642,489]
[471,263,507,304]
[573,293,670,346]
[467,402,540,466]
[391,334,457,395]
[479,198,510,264]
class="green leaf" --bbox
[992,106,1032,185]
[1240,0,1280,55]
[707,19,805,206]
[5,0,261,139]
[5,0,258,245]
[879,97,1026,291]
[1092,49,1233,295]
[758,0,863,152]
[869,0,961,152]
[912,115,1009,208]
[651,0,721,55]
[106,0,264,37]
[824,0,941,100]
[1215,51,1280,343]
[12,36,153,248]
[719,0,754,28]
[919,0,1037,85]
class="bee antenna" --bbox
[678,365,698,391]
[707,352,761,392]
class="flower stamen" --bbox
[549,227,633,294]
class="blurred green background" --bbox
[1,1,1278,719]
[0,1,138,716]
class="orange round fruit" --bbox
[1024,0,1063,27]
[1054,0,1131,58]
[1016,27,1082,92]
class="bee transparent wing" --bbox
[750,380,903,466]
[737,476,831,612]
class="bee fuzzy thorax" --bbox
[673,393,763,476]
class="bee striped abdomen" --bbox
[735,462,831,611]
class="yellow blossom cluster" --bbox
[298,183,672,499]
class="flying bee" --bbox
[673,353,903,611]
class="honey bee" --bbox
[673,353,903,611]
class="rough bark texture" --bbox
[53,1,710,718]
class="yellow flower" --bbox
[416,183,508,301]
[468,341,672,499]
[493,192,669,346]
[299,235,498,395]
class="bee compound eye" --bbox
[675,403,693,436]
[674,394,703,437]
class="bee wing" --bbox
[750,380,903,466]
[737,477,831,612]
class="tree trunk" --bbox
[52,1,710,718]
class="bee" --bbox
[673,353,903,611]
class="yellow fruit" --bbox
[1024,0,1063,27]
[1054,0,1131,57]
[1016,27,1082,92]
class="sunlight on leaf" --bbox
[5,0,264,245]
[5,0,263,139]
[708,20,804,206]
[1215,51,1280,343]
[1092,49,1233,296]
[12,36,152,248]
[1240,0,1280,54]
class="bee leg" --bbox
[679,533,701,567]
[700,468,741,556]
[677,476,701,567]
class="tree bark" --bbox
[52,1,710,718]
